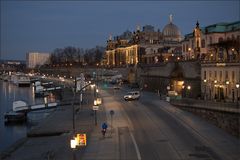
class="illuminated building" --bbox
[26,52,50,68]
[104,14,182,67]
[182,21,240,61]
[190,21,240,101]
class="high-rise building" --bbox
[26,52,50,68]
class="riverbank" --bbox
[0,85,99,159]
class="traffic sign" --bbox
[93,105,99,110]
[76,133,87,146]
[110,110,114,116]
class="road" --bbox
[101,86,239,160]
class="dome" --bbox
[163,23,181,37]
[162,14,181,40]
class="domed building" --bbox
[162,14,182,42]
[104,14,183,67]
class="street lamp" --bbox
[96,88,99,98]
[93,99,99,126]
[188,48,191,60]
[226,80,229,100]
[236,83,239,104]
[187,85,191,98]
[203,79,207,100]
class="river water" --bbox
[0,81,57,152]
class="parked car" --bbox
[113,86,120,90]
[124,91,140,101]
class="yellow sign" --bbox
[76,134,87,146]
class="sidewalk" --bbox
[81,89,138,160]
[142,91,240,160]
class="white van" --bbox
[124,91,140,101]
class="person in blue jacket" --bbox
[101,122,108,137]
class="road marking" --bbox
[130,132,141,160]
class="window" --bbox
[214,71,217,78]
[220,71,222,81]
[225,71,228,79]
[201,39,205,48]
[209,71,212,78]
[209,37,212,44]
[204,71,206,79]
[232,34,235,40]
[232,71,235,82]
[218,37,223,42]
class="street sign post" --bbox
[110,110,114,136]
[93,105,99,126]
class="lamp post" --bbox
[226,80,229,100]
[93,100,98,126]
[188,48,191,60]
[72,78,93,132]
[236,83,239,106]
[96,88,99,98]
[182,85,185,98]
[203,79,207,100]
[187,85,191,98]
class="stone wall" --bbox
[137,61,201,98]
[171,100,240,138]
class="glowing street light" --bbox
[236,83,240,89]
[236,83,239,105]
[226,80,229,85]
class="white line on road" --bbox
[130,132,141,160]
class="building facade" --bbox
[104,15,183,67]
[193,21,240,102]
[26,52,50,68]
[182,21,240,61]
[201,62,240,102]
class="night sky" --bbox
[0,1,239,60]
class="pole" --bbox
[94,110,97,126]
[237,89,239,106]
[72,77,77,132]
[80,92,82,110]
[110,114,113,136]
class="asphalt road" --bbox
[106,87,239,160]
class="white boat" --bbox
[18,75,31,87]
[11,73,31,87]
[4,100,28,123]
[4,111,27,123]
[13,100,29,112]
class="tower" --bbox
[193,21,201,58]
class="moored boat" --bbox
[4,111,27,123]
[18,75,31,87]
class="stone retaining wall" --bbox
[172,103,240,138]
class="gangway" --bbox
[4,100,58,123]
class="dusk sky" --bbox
[0,1,239,60]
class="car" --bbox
[113,86,120,90]
[124,91,140,101]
